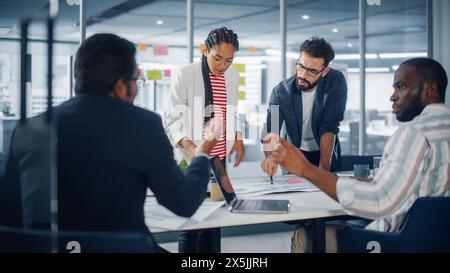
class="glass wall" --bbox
[85,0,188,116]
[286,0,360,155]
[194,0,281,161]
[0,0,429,157]
[0,2,78,154]
[363,0,427,155]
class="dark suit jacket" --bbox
[263,69,347,170]
[0,94,210,235]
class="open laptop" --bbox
[210,157,290,214]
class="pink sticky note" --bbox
[287,178,304,183]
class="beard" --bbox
[296,76,321,92]
[395,92,425,122]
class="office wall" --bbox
[432,0,450,106]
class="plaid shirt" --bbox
[337,104,450,232]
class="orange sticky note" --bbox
[137,43,147,51]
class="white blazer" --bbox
[164,61,241,164]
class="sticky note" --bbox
[147,70,162,80]
[164,69,171,77]
[153,44,168,56]
[232,63,246,72]
[287,178,304,183]
[137,43,147,51]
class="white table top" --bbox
[148,190,347,233]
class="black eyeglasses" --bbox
[295,61,325,77]
[130,76,146,89]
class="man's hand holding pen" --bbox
[261,133,279,182]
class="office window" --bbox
[362,0,427,155]
[286,0,428,155]
[87,0,188,115]
[287,0,359,155]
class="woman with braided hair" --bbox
[164,27,244,252]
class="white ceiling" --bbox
[0,0,428,67]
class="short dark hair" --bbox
[400,58,448,102]
[205,27,239,52]
[74,33,136,95]
[300,37,335,67]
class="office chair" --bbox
[0,225,160,253]
[338,155,381,172]
[337,197,450,253]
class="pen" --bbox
[270,175,273,184]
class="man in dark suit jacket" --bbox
[261,37,347,174]
[0,34,216,249]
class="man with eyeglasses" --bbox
[267,57,449,253]
[0,34,218,252]
[261,37,347,175]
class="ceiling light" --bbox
[334,53,378,60]
[235,56,282,62]
[347,43,353,48]
[139,62,177,70]
[379,52,427,59]
[366,67,390,73]
[0,27,12,35]
[264,49,299,59]
[302,15,310,20]
[66,0,80,5]
[156,20,164,25]
[348,67,390,73]
[392,65,399,71]
[332,28,338,33]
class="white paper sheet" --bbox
[144,198,224,230]
[231,175,319,198]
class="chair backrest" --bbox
[338,155,381,172]
[397,197,450,252]
[0,226,159,253]
[338,197,450,253]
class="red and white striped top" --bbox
[207,72,227,160]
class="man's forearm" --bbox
[302,164,338,201]
[319,132,336,170]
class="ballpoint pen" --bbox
[270,175,273,184]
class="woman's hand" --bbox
[229,137,245,167]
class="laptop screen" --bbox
[210,157,237,205]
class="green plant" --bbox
[178,159,189,170]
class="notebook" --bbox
[210,157,290,214]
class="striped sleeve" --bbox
[336,125,429,219]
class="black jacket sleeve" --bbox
[0,128,23,227]
[145,115,210,218]
[318,70,347,137]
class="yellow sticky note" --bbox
[232,63,246,73]
[238,91,246,100]
[239,77,246,85]
[146,70,162,80]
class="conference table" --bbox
[146,175,354,253]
